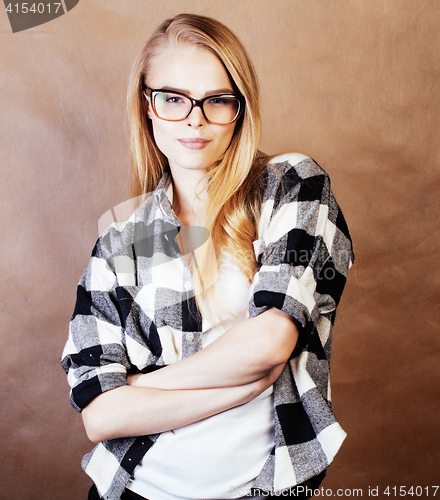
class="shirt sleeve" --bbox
[61,236,131,413]
[248,155,354,348]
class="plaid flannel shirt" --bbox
[61,153,354,500]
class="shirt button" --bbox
[186,332,195,341]
[184,281,192,290]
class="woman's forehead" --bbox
[147,44,233,96]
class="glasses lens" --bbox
[153,92,192,121]
[203,96,240,124]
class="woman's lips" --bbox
[178,138,210,150]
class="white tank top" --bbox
[127,254,275,500]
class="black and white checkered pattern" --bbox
[61,153,354,500]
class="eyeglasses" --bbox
[144,88,244,125]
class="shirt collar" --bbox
[153,172,180,226]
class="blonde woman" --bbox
[62,14,354,500]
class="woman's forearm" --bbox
[131,308,299,391]
[82,363,285,443]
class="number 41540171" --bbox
[6,3,62,14]
[384,486,439,496]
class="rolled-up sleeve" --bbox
[61,238,131,412]
[249,156,354,347]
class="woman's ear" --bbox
[144,94,153,120]
[147,101,153,120]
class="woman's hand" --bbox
[127,373,143,386]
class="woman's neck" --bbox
[170,167,208,226]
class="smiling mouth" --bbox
[178,138,210,150]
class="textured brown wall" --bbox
[1,1,439,499]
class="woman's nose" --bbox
[186,105,206,128]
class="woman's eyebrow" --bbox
[159,86,235,97]
[204,88,235,96]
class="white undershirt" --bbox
[127,254,275,500]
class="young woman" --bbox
[62,14,354,500]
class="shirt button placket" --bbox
[182,331,202,358]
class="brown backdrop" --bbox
[1,1,439,499]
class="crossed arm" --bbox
[82,308,299,443]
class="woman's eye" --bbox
[162,94,185,104]
[208,97,228,105]
[155,93,185,106]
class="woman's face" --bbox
[146,44,238,177]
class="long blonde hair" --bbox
[127,14,270,313]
